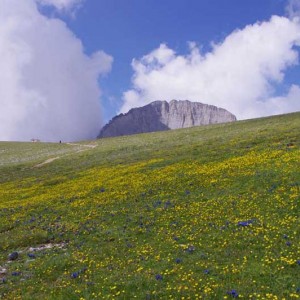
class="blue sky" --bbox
[0,0,299,142]
[62,0,291,121]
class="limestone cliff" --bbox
[98,100,237,138]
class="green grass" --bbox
[0,112,299,299]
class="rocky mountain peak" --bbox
[98,100,237,138]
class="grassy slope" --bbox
[0,112,299,299]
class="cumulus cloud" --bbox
[0,0,112,142]
[121,16,300,119]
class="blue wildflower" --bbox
[237,220,253,227]
[204,269,210,275]
[155,274,163,281]
[175,258,182,264]
[153,200,162,208]
[71,272,79,279]
[8,252,18,261]
[185,245,195,253]
[27,253,36,259]
[227,289,239,298]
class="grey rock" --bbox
[99,100,237,138]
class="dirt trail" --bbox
[66,143,97,149]
[35,157,60,168]
[33,143,97,168]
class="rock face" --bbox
[98,100,237,138]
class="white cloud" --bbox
[286,0,300,19]
[0,0,112,142]
[121,16,300,119]
[265,84,300,115]
[36,0,83,11]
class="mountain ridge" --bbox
[99,100,237,138]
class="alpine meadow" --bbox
[0,112,299,299]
